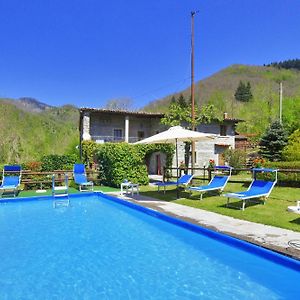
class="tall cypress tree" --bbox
[259,121,288,161]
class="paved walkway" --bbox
[110,192,300,260]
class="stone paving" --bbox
[109,192,300,260]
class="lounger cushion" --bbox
[155,175,193,187]
[189,176,228,192]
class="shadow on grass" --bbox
[0,191,19,198]
[289,217,300,225]
[219,199,264,210]
[140,188,189,202]
[187,191,222,201]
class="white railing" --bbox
[91,136,141,143]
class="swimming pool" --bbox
[0,193,299,299]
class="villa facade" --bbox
[79,108,242,174]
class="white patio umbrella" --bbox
[134,126,216,196]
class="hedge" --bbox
[41,154,79,171]
[264,161,300,169]
[264,161,300,186]
[96,143,149,187]
[83,141,174,187]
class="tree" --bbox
[104,98,133,111]
[282,129,300,161]
[259,120,288,161]
[161,94,221,168]
[161,94,191,127]
[234,81,253,102]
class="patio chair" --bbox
[287,201,300,214]
[0,165,22,197]
[73,164,94,192]
[188,166,232,200]
[155,174,193,194]
[223,168,278,210]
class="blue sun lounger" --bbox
[188,166,232,200]
[0,165,22,197]
[155,174,193,193]
[73,164,94,192]
[223,168,278,210]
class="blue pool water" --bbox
[0,194,299,299]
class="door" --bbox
[156,154,161,175]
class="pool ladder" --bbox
[52,173,70,208]
[53,195,70,208]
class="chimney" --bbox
[223,112,228,119]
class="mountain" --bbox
[1,97,54,113]
[0,98,79,164]
[142,64,300,136]
[143,64,300,112]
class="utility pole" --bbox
[191,11,197,174]
[279,81,283,124]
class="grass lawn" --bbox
[11,185,119,198]
[139,182,300,232]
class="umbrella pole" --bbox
[176,138,179,199]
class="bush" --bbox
[96,143,149,187]
[223,149,247,172]
[82,140,98,166]
[24,161,42,171]
[282,129,300,161]
[41,154,79,171]
[265,161,300,169]
[95,143,174,187]
[264,161,300,186]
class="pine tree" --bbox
[246,82,253,100]
[234,81,253,102]
[259,121,288,161]
[177,94,188,108]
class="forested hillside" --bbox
[143,64,300,137]
[1,63,299,164]
[0,99,79,164]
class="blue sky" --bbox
[0,0,299,108]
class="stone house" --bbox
[79,108,242,174]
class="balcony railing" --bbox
[91,136,141,143]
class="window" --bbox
[113,129,123,141]
[220,125,227,136]
[137,131,145,141]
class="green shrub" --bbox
[264,161,300,186]
[82,140,97,165]
[96,143,149,187]
[282,129,300,161]
[264,161,300,169]
[223,149,247,172]
[95,143,174,187]
[41,154,79,171]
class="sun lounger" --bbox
[223,168,277,210]
[287,201,300,214]
[0,165,22,197]
[155,174,193,193]
[73,164,94,192]
[188,166,232,200]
